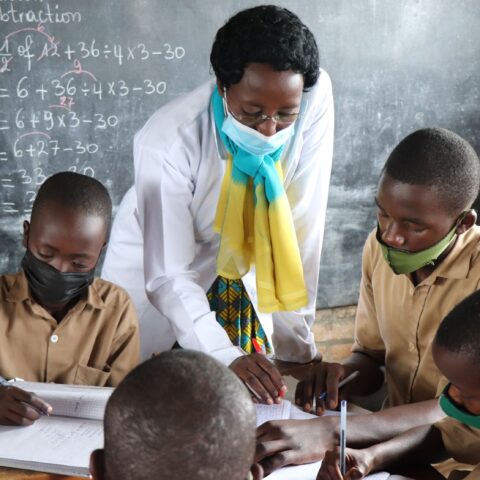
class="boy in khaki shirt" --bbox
[318,289,480,479]
[256,128,480,474]
[0,172,140,426]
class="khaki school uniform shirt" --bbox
[464,464,480,479]
[0,271,140,387]
[435,417,480,466]
[352,226,480,407]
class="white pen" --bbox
[244,381,263,402]
[318,370,360,401]
[340,399,347,475]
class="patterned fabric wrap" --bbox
[208,275,272,354]
[211,87,308,313]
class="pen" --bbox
[244,381,263,402]
[318,370,360,401]
[244,380,285,403]
[340,400,347,475]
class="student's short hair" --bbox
[210,5,319,90]
[31,172,112,232]
[435,290,480,363]
[383,128,480,214]
[104,350,256,480]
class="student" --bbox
[0,172,140,426]
[256,128,480,472]
[102,5,334,403]
[317,289,480,479]
[90,349,263,480]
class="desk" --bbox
[0,362,446,480]
[0,468,81,479]
[0,465,447,480]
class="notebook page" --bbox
[10,381,113,421]
[256,400,292,426]
[0,415,102,476]
[265,462,390,480]
[289,405,342,420]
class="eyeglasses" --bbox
[224,91,301,127]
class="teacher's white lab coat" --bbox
[102,70,334,363]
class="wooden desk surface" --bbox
[0,468,82,479]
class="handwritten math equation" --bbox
[0,3,188,216]
[0,36,185,71]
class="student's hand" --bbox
[230,353,287,405]
[256,417,337,474]
[316,447,374,480]
[296,362,358,415]
[0,385,52,426]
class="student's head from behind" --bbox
[375,128,479,272]
[22,171,112,309]
[433,290,480,425]
[90,350,262,480]
[210,5,319,137]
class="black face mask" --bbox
[21,249,95,305]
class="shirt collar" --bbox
[6,270,106,310]
[422,226,480,284]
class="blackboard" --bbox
[0,0,479,309]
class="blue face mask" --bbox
[221,104,295,157]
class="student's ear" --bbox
[22,221,30,248]
[456,209,477,235]
[89,449,105,480]
[216,79,226,97]
[250,463,264,480]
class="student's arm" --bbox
[106,296,141,387]
[317,424,447,480]
[256,399,445,475]
[271,69,334,364]
[296,232,386,413]
[0,385,52,426]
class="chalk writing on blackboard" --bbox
[0,0,187,221]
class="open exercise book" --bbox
[0,381,112,477]
[0,383,391,479]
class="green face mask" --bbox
[377,211,468,275]
[440,384,480,429]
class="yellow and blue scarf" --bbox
[211,88,308,313]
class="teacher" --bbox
[102,5,334,403]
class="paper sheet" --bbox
[256,401,292,426]
[10,381,113,420]
[256,400,339,425]
[266,463,391,480]
[0,416,102,476]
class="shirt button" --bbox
[408,342,415,352]
[50,334,59,344]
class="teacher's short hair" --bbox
[210,5,320,90]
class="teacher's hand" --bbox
[230,353,287,404]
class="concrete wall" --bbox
[313,305,356,362]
